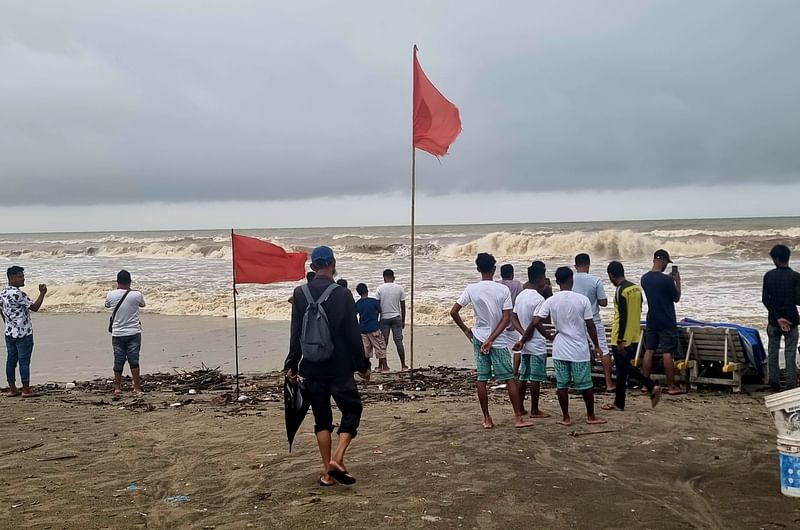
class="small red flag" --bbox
[413,46,462,157]
[232,234,307,285]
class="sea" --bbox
[1,217,797,329]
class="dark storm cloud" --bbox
[1,0,799,206]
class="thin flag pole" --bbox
[410,141,416,375]
[231,228,240,398]
[410,44,418,376]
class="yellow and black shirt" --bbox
[611,281,643,347]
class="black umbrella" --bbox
[284,377,311,452]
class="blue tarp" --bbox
[679,318,767,378]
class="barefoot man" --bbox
[516,267,606,426]
[640,249,683,395]
[511,263,551,419]
[106,270,146,397]
[285,246,370,486]
[450,253,534,429]
[355,283,389,372]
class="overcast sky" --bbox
[1,0,799,231]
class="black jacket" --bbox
[762,266,800,327]
[285,277,370,379]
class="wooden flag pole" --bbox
[231,229,240,398]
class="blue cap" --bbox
[310,245,335,266]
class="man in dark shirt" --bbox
[640,249,683,395]
[762,244,800,391]
[285,246,370,486]
[356,283,389,372]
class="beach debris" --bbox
[568,429,620,437]
[377,384,384,391]
[170,402,183,407]
[24,417,35,421]
[165,495,191,504]
[417,408,429,414]
[12,502,23,508]
[489,384,507,391]
[211,393,233,406]
[127,482,142,492]
[708,437,722,441]
[0,442,44,457]
[373,449,384,455]
[36,453,77,462]
[237,394,249,402]
[429,472,449,478]
[421,515,442,522]
[65,382,76,390]
[598,472,609,480]
[188,389,197,395]
[683,436,696,441]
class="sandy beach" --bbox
[0,366,798,529]
[23,313,472,382]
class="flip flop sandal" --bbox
[319,477,336,487]
[650,388,662,408]
[328,467,356,485]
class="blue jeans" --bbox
[5,334,34,384]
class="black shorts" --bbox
[645,327,679,354]
[305,375,363,437]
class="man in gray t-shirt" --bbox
[572,254,613,391]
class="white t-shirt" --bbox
[456,280,513,348]
[572,272,607,322]
[105,289,146,337]
[375,282,406,319]
[513,289,546,355]
[535,290,593,362]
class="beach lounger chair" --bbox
[679,326,747,393]
[631,326,690,389]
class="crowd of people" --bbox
[2,242,798,487]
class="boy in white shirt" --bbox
[516,267,606,426]
[511,264,550,418]
[450,253,533,429]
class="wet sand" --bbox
[0,369,798,529]
[23,313,472,382]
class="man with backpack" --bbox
[285,246,371,486]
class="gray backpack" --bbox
[299,283,340,363]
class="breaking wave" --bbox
[40,282,457,325]
[443,230,726,260]
[1,224,798,263]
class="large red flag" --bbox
[232,234,307,284]
[413,46,462,156]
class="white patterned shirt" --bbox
[0,286,34,338]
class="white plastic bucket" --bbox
[766,388,800,496]
[778,447,800,497]
[766,388,800,445]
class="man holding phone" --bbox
[640,249,683,395]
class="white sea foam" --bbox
[443,230,725,260]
